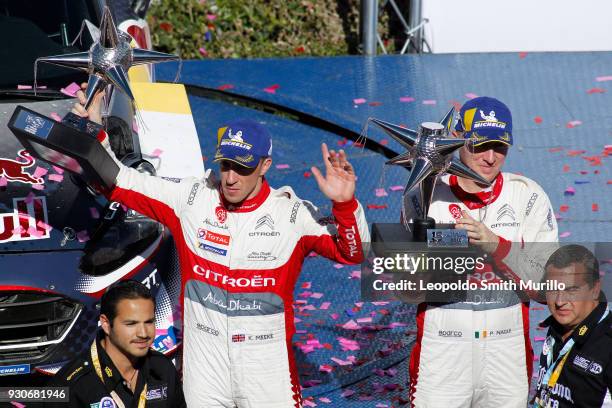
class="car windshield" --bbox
[0,0,95,89]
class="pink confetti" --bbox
[389,185,404,192]
[320,302,331,310]
[559,231,571,238]
[310,292,323,299]
[17,84,32,90]
[319,397,332,403]
[10,402,26,408]
[50,112,62,122]
[340,389,356,397]
[37,220,52,231]
[534,336,545,342]
[300,344,315,354]
[596,75,612,82]
[303,400,317,407]
[33,167,48,178]
[564,187,575,196]
[31,183,44,190]
[77,230,90,243]
[399,96,415,103]
[375,188,388,197]
[198,47,208,57]
[566,120,582,128]
[0,176,7,187]
[52,166,64,174]
[12,226,25,235]
[151,148,163,157]
[61,82,81,97]
[353,98,367,104]
[338,337,360,351]
[27,227,44,238]
[422,99,437,105]
[90,207,100,219]
[341,320,361,330]
[206,13,217,21]
[330,313,339,320]
[349,270,361,279]
[264,84,280,94]
[275,164,290,169]
[333,263,344,269]
[356,317,373,323]
[48,174,64,182]
[465,93,478,99]
[332,357,354,366]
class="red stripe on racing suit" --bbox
[108,161,370,407]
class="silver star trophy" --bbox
[35,6,179,109]
[370,108,491,242]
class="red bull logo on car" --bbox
[0,196,50,243]
[0,150,43,185]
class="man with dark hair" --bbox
[71,87,369,407]
[48,280,185,407]
[534,245,611,407]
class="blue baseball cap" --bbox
[455,97,513,146]
[213,119,273,168]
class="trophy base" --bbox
[413,217,435,242]
[371,222,457,254]
[368,223,476,303]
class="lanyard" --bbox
[91,340,147,408]
[534,308,609,408]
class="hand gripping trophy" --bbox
[7,7,179,193]
[370,108,491,243]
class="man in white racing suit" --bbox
[72,91,370,407]
[404,97,559,407]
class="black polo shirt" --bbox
[534,300,612,407]
[46,334,185,408]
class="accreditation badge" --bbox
[534,388,553,408]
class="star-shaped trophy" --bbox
[35,6,179,109]
[8,7,180,194]
[370,108,491,244]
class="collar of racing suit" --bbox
[219,177,271,213]
[449,172,504,210]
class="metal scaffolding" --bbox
[360,0,430,55]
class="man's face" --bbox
[458,139,509,182]
[545,262,600,330]
[219,158,271,203]
[103,298,155,359]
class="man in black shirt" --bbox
[534,245,612,407]
[47,280,185,407]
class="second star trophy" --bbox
[368,108,491,302]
